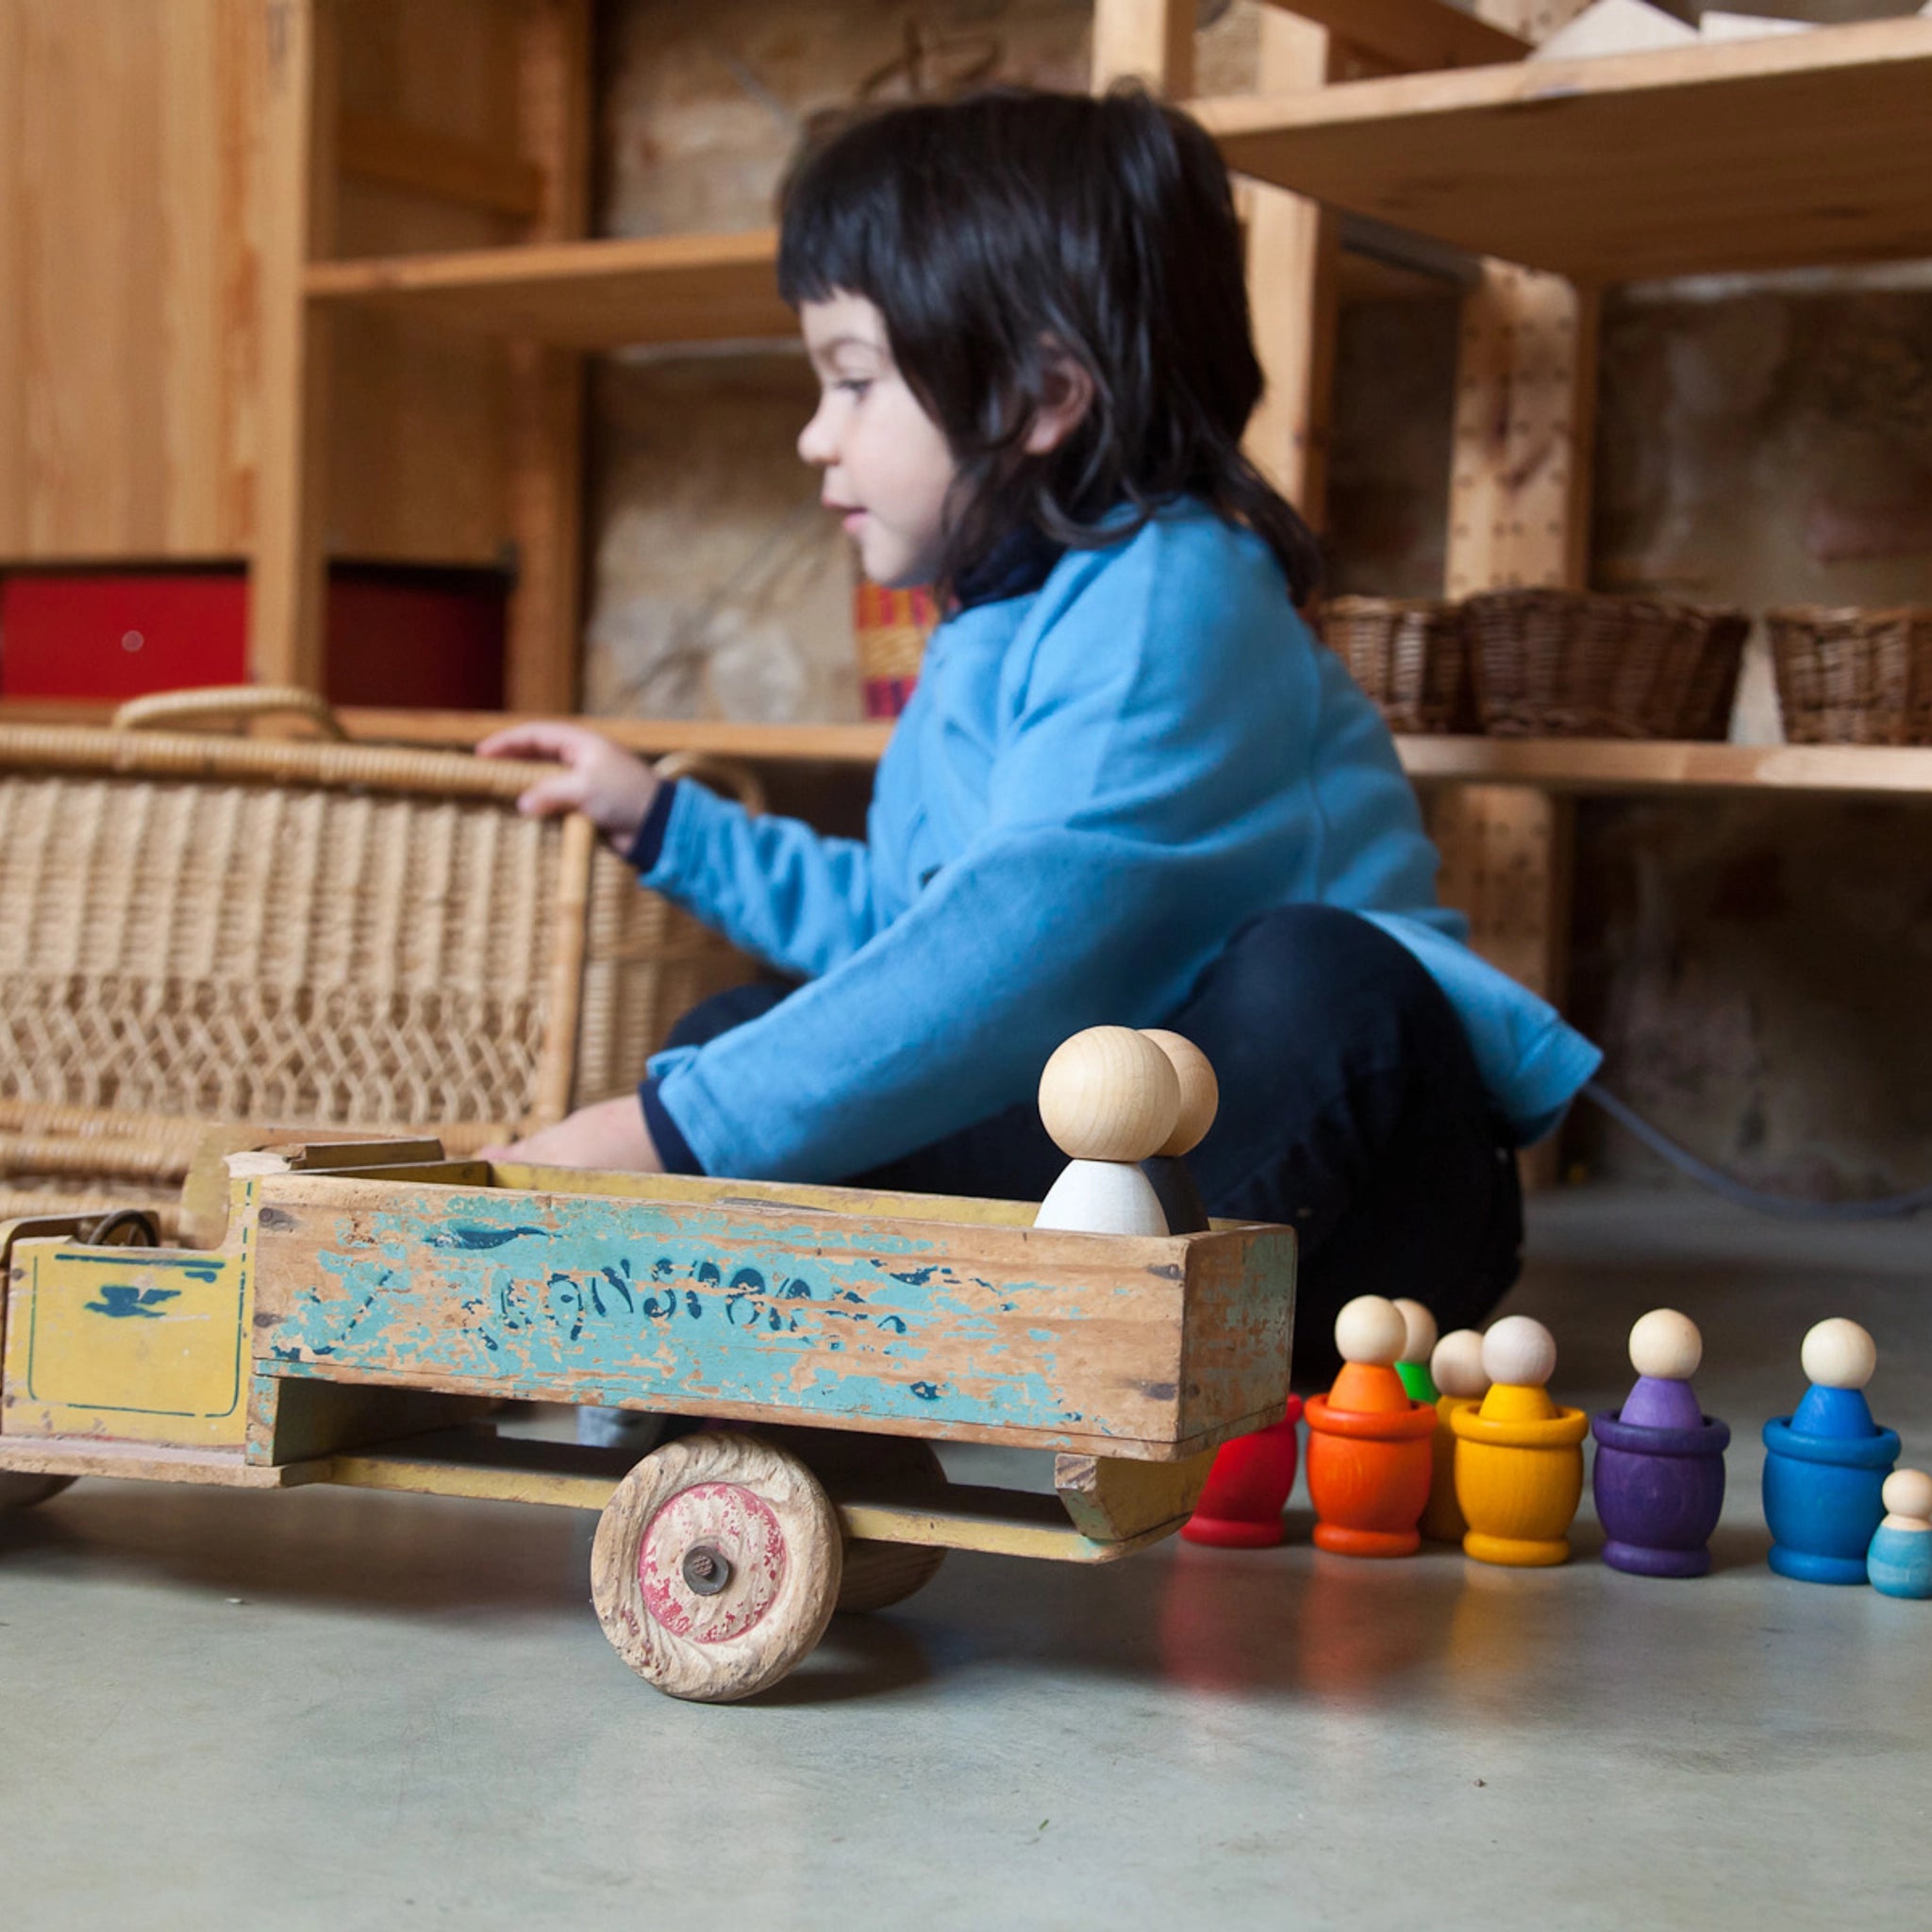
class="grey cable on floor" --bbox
[1580,1080,1932,1223]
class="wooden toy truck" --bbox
[0,1141,1295,1701]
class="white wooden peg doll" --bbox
[1033,1026,1180,1236]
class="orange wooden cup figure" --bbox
[1304,1295,1438,1557]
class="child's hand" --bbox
[475,721,659,849]
[479,1095,664,1173]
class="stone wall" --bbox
[582,0,1259,723]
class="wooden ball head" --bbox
[1391,1298,1438,1366]
[1038,1027,1180,1164]
[1334,1295,1407,1369]
[1883,1469,1932,1525]
[1138,1030,1218,1157]
[1629,1308,1702,1382]
[1801,1318,1876,1391]
[1483,1315,1557,1390]
[1430,1328,1489,1401]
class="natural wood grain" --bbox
[533,812,594,1127]
[503,0,591,715]
[242,1169,1297,1460]
[1197,18,1932,282]
[0,1438,325,1488]
[306,228,795,348]
[1241,10,1341,525]
[834,1488,1176,1563]
[12,700,1932,795]
[253,0,338,687]
[320,0,530,575]
[590,1431,841,1702]
[252,1377,490,1465]
[316,1424,1181,1565]
[336,108,542,218]
[303,219,1460,360]
[0,0,259,559]
[1054,1447,1219,1541]
[1435,253,1594,1183]
[1443,264,1597,601]
[1257,0,1530,72]
[1091,0,1195,94]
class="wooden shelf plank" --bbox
[304,228,796,348]
[1395,736,1932,799]
[303,225,1446,353]
[1197,18,1932,282]
[335,708,895,765]
[8,700,1932,792]
[1256,0,1530,74]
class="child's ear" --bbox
[1023,345,1095,457]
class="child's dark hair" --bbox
[776,86,1323,605]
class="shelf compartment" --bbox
[1197,17,1932,283]
[305,228,795,348]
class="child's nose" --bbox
[797,400,835,467]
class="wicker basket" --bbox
[0,691,759,1221]
[1463,590,1749,740]
[1320,597,1474,734]
[1766,607,1932,745]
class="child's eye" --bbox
[835,379,873,399]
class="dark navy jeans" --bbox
[664,904,1524,1386]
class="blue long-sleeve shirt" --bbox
[638,499,1601,1179]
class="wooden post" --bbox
[505,0,591,716]
[1432,1,1599,1181]
[1241,9,1341,536]
[252,0,337,693]
[1091,0,1194,94]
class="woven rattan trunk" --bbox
[0,722,758,1223]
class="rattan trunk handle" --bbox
[651,751,766,817]
[111,685,350,741]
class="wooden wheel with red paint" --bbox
[758,1427,951,1615]
[591,1432,841,1703]
[0,1474,74,1513]
[829,1441,948,1614]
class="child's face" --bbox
[798,293,958,590]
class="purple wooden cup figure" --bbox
[1591,1309,1729,1579]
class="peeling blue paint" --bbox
[253,1187,1295,1441]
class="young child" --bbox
[479,87,1601,1360]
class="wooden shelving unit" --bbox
[242,0,1932,1028]
[1198,17,1932,284]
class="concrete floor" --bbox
[3,1187,1929,1932]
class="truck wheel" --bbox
[837,1539,947,1614]
[831,1437,948,1612]
[0,1474,74,1513]
[591,1432,841,1703]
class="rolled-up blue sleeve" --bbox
[640,778,886,982]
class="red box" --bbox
[0,566,507,709]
